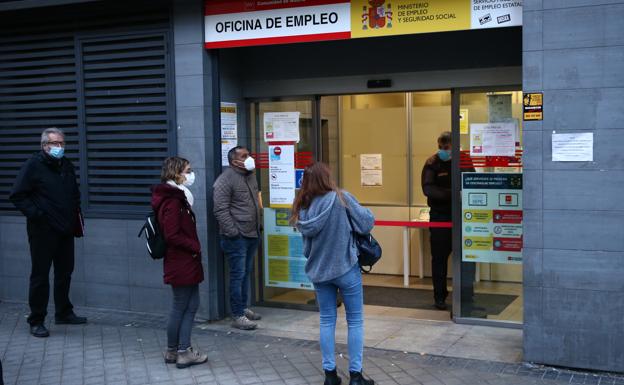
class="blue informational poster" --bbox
[263,208,313,290]
[461,172,523,264]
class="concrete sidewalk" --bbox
[1,301,622,385]
[197,306,523,363]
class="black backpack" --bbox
[137,210,166,260]
[346,206,382,273]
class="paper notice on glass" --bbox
[268,145,296,206]
[488,94,512,123]
[460,109,469,134]
[264,112,300,142]
[361,169,382,187]
[360,154,382,187]
[221,139,237,166]
[360,154,382,170]
[470,123,516,156]
[220,102,237,140]
[552,132,594,162]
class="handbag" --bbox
[345,206,382,272]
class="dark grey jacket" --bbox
[213,166,260,238]
[10,151,80,235]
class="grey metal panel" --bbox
[241,67,522,98]
[0,2,173,217]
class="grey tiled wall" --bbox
[0,216,173,315]
[523,1,624,373]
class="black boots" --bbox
[324,369,342,385]
[349,371,374,385]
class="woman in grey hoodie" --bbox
[292,162,375,385]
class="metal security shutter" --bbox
[0,33,80,212]
[78,33,173,214]
[0,1,173,216]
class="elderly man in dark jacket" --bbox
[10,127,86,338]
[213,146,262,330]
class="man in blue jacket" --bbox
[10,128,86,338]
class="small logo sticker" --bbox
[497,14,511,24]
[479,14,492,25]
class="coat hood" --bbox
[151,183,186,211]
[297,191,338,238]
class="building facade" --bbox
[0,0,622,373]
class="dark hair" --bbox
[291,162,341,224]
[161,156,189,184]
[227,146,247,165]
[437,131,452,146]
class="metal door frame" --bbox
[451,86,523,329]
[247,96,321,311]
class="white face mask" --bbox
[243,157,255,171]
[182,171,195,187]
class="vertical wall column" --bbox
[522,0,624,372]
[173,0,224,320]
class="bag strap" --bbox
[344,204,357,234]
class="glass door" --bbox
[454,90,524,323]
[249,98,318,308]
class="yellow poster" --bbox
[351,0,471,39]
[460,108,469,134]
[463,209,492,223]
[268,259,289,281]
[267,235,289,256]
[463,236,493,250]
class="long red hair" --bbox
[291,162,341,223]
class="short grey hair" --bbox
[41,127,65,147]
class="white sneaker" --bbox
[244,308,262,321]
[231,315,257,330]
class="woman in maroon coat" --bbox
[151,157,207,369]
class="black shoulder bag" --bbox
[345,206,382,272]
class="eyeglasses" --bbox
[47,141,65,146]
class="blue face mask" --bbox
[49,146,64,159]
[438,149,451,162]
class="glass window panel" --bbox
[459,90,523,323]
[340,93,408,206]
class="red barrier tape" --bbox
[374,220,452,228]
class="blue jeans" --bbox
[314,265,364,373]
[167,284,199,351]
[220,236,259,317]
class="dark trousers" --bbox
[430,227,452,303]
[26,219,75,325]
[220,236,259,317]
[167,285,200,351]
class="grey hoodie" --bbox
[297,191,375,283]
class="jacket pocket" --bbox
[232,213,253,222]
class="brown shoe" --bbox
[164,348,177,364]
[176,347,208,369]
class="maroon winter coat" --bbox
[151,183,204,286]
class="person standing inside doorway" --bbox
[422,132,454,310]
[422,132,477,312]
[213,146,262,330]
[10,127,86,338]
